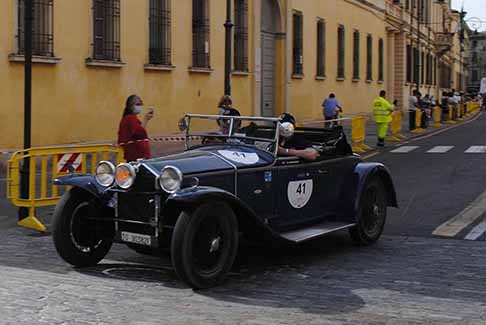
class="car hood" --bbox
[143,146,274,175]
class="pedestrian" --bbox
[118,94,154,162]
[322,93,343,128]
[218,95,235,115]
[372,90,396,148]
[441,91,450,122]
[408,90,420,130]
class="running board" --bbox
[280,221,356,243]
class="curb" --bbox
[362,112,483,160]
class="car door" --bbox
[271,158,328,230]
[237,168,275,222]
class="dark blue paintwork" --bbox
[54,135,397,244]
[54,175,110,201]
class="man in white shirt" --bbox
[408,90,420,130]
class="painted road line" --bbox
[433,190,486,237]
[464,219,486,241]
[390,146,420,153]
[465,146,486,153]
[426,146,454,153]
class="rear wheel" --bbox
[171,201,238,289]
[52,189,112,267]
[349,178,387,245]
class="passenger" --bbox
[277,113,319,161]
[218,107,242,135]
[203,107,242,145]
[118,94,154,162]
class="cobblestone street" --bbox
[1,225,486,324]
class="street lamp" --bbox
[224,0,233,96]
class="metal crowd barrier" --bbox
[431,107,442,128]
[410,109,426,134]
[7,144,124,232]
[386,111,406,142]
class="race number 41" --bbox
[287,180,313,209]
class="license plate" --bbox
[121,232,152,246]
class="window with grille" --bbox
[433,57,437,85]
[352,30,360,80]
[337,25,345,79]
[292,11,303,75]
[192,0,210,68]
[92,0,120,61]
[413,47,419,84]
[234,0,248,71]
[406,45,412,83]
[378,38,384,82]
[149,0,171,65]
[420,51,425,84]
[366,34,372,81]
[316,19,326,77]
[17,0,54,57]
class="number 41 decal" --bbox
[287,180,313,209]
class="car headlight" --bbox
[95,161,116,187]
[159,166,183,193]
[115,163,137,189]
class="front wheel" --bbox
[349,178,387,245]
[52,189,112,267]
[171,201,239,289]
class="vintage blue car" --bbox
[52,114,397,289]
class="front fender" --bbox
[354,162,398,212]
[54,175,110,201]
[161,186,283,243]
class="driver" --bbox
[277,113,319,161]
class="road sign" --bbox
[57,153,83,173]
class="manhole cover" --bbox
[102,266,172,282]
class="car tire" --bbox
[349,178,387,245]
[52,188,112,267]
[171,201,239,289]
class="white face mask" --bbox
[133,105,143,114]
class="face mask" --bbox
[133,105,143,114]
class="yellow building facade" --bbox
[0,0,463,149]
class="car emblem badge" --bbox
[264,171,272,183]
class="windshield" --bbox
[183,114,280,155]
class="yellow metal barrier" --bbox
[386,111,406,142]
[411,109,425,134]
[7,144,124,232]
[444,105,456,124]
[351,115,371,153]
[431,107,442,128]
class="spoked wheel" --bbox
[171,201,238,289]
[349,178,387,245]
[52,189,112,267]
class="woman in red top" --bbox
[118,95,154,162]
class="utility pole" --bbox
[224,0,233,96]
[19,0,33,221]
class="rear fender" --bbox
[353,163,398,214]
[161,186,281,242]
[54,175,111,202]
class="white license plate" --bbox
[121,232,152,246]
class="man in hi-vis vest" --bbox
[372,90,396,148]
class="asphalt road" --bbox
[1,114,486,323]
[373,113,486,241]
